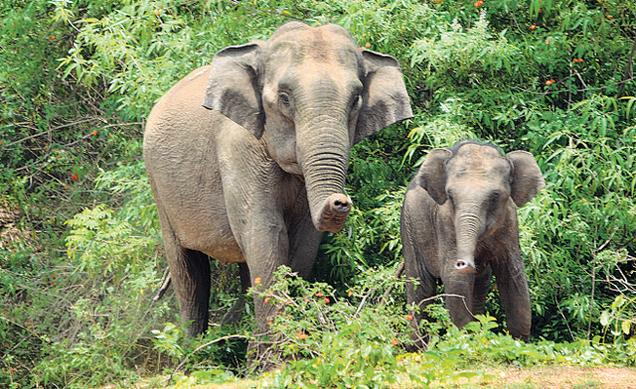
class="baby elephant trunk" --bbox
[454,210,482,274]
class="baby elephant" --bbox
[401,141,544,342]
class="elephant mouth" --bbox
[314,193,352,233]
[278,161,303,176]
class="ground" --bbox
[126,366,636,388]
[470,366,636,388]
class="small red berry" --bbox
[545,79,556,86]
[296,331,308,340]
[70,172,79,182]
[530,24,537,31]
[474,0,484,8]
[406,314,414,321]
[323,297,330,304]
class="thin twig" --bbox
[152,268,171,303]
[573,68,588,92]
[168,334,248,382]
[554,293,575,341]
[417,293,477,320]
[354,287,376,317]
[380,261,405,304]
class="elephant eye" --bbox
[489,191,501,204]
[279,92,291,106]
[351,94,362,111]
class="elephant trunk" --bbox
[297,108,351,233]
[454,207,484,273]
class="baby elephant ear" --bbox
[417,148,452,205]
[506,150,545,207]
[202,42,264,139]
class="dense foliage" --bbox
[1,0,634,387]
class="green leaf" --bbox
[600,311,611,327]
[621,320,631,335]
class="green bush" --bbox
[1,0,635,387]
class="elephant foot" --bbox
[246,334,284,372]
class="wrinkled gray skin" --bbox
[401,142,544,344]
[143,22,412,339]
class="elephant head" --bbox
[202,22,412,232]
[417,141,544,273]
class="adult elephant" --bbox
[143,22,412,338]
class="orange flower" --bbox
[572,58,584,63]
[70,172,79,182]
[263,297,270,305]
[530,24,537,31]
[474,0,484,8]
[253,276,262,285]
[323,297,330,304]
[406,314,414,321]
[296,331,308,340]
[545,79,556,86]
[391,338,399,346]
[91,130,98,137]
[315,291,324,298]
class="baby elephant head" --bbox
[417,141,545,273]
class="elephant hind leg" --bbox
[158,208,211,336]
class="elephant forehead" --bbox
[449,145,510,177]
[268,29,360,67]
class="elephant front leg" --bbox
[288,210,323,279]
[239,221,290,362]
[493,257,531,340]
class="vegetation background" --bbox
[1,0,635,387]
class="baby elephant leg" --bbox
[442,270,475,328]
[404,243,437,348]
[493,260,531,340]
[472,265,492,315]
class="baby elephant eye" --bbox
[279,92,291,106]
[489,191,501,202]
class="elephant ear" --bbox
[202,42,264,138]
[355,50,413,143]
[417,148,452,204]
[506,150,545,207]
